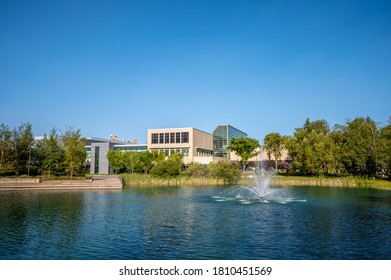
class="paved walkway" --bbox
[0,176,123,190]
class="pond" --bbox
[0,185,390,259]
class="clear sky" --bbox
[1,0,390,143]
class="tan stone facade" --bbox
[147,128,214,164]
[230,147,291,169]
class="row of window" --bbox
[151,148,189,157]
[151,132,189,144]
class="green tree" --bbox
[107,149,125,174]
[228,137,260,170]
[61,127,86,177]
[263,132,282,170]
[40,128,65,176]
[150,151,184,177]
[340,117,380,176]
[286,119,337,176]
[0,124,14,175]
[209,160,242,184]
[150,158,182,177]
[186,162,210,178]
[378,117,391,179]
[13,123,35,176]
[122,151,139,174]
[167,151,183,163]
[137,150,164,174]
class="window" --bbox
[170,133,175,143]
[151,133,158,144]
[159,133,164,144]
[165,149,169,157]
[176,132,181,143]
[181,132,189,143]
[182,149,189,157]
[94,146,100,174]
[170,149,175,155]
[165,133,169,143]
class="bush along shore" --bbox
[268,175,391,189]
[123,174,228,187]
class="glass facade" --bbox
[213,125,247,158]
[115,145,148,153]
[151,148,189,157]
[86,147,91,159]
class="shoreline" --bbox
[2,175,390,191]
[269,175,391,190]
[0,176,123,190]
[123,174,391,190]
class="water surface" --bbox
[0,186,390,259]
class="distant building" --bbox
[86,124,290,175]
[86,137,147,175]
[213,125,247,158]
[147,127,214,165]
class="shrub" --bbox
[150,159,182,178]
[185,162,211,178]
[209,160,242,184]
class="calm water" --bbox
[0,185,390,260]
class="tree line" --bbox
[0,123,86,177]
[2,116,390,180]
[106,149,242,183]
[263,116,391,178]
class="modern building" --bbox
[147,127,214,165]
[86,137,147,174]
[87,124,262,174]
[213,125,247,158]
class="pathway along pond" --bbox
[0,185,390,259]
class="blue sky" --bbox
[1,0,390,143]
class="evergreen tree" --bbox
[0,124,14,175]
[61,127,86,177]
[40,128,65,176]
[13,123,34,175]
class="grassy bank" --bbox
[122,173,391,190]
[123,173,227,187]
[268,175,391,189]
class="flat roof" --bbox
[148,127,212,135]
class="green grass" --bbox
[122,173,391,190]
[122,173,226,187]
[268,175,391,189]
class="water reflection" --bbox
[0,186,390,259]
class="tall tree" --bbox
[341,117,380,176]
[286,119,337,175]
[40,128,65,176]
[0,124,14,175]
[137,150,164,174]
[61,127,86,177]
[13,123,34,175]
[263,132,282,170]
[228,137,260,171]
[379,117,391,179]
[107,149,125,173]
[122,151,139,174]
[150,153,183,178]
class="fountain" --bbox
[213,164,305,204]
[244,167,275,200]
